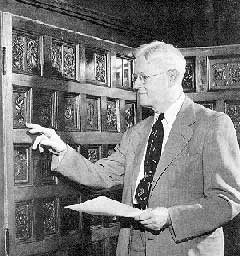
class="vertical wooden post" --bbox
[1,12,14,256]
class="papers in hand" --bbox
[65,196,143,218]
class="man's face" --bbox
[133,56,174,113]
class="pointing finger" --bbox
[32,134,48,150]
[26,123,42,130]
[27,125,55,138]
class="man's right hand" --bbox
[26,123,67,155]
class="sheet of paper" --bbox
[65,196,143,218]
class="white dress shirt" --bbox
[133,93,185,203]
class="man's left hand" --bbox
[134,207,171,231]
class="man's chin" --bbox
[138,96,152,108]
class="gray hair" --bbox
[135,41,186,75]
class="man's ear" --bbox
[167,69,179,87]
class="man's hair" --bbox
[135,41,186,75]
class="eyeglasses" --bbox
[132,72,164,84]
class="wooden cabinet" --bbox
[0,11,136,256]
[180,45,240,256]
[1,3,240,255]
[181,45,240,137]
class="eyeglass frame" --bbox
[131,72,165,84]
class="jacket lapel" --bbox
[151,97,196,190]
[130,116,154,197]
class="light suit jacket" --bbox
[52,97,240,256]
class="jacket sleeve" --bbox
[168,113,240,242]
[51,128,132,189]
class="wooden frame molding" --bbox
[15,0,132,32]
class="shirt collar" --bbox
[154,93,185,126]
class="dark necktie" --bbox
[135,113,164,209]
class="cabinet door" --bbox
[180,45,240,256]
[2,12,136,256]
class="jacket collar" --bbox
[151,96,196,190]
[131,96,196,196]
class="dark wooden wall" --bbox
[4,0,240,48]
[85,0,240,48]
[16,0,237,48]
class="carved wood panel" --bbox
[15,200,33,242]
[13,86,31,129]
[86,48,108,85]
[9,13,135,256]
[182,57,195,92]
[225,101,240,136]
[14,145,31,185]
[115,56,133,89]
[51,39,76,80]
[124,101,136,131]
[32,89,56,128]
[86,96,101,131]
[12,30,41,75]
[80,144,102,163]
[58,92,80,131]
[196,101,216,110]
[36,197,58,239]
[209,56,240,90]
[32,150,56,185]
[106,98,120,132]
[59,195,80,236]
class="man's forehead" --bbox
[135,57,165,74]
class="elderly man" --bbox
[27,41,240,256]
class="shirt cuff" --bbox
[51,146,68,171]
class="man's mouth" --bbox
[138,91,147,95]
